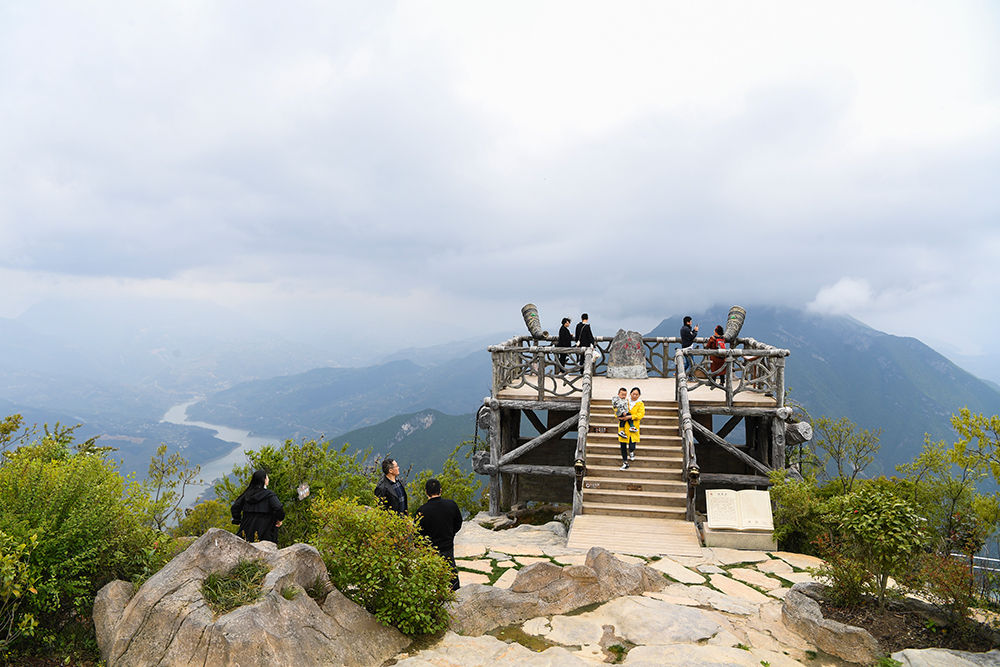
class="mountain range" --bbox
[188,305,1000,475]
[1,300,998,481]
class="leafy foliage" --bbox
[310,497,454,635]
[0,426,156,646]
[215,438,377,547]
[201,560,270,616]
[903,552,977,630]
[767,470,828,555]
[0,531,38,659]
[173,500,237,538]
[821,484,925,608]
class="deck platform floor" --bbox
[566,514,703,558]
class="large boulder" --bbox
[93,528,409,666]
[449,546,666,635]
[607,330,647,379]
[781,582,880,665]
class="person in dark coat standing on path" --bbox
[557,317,573,370]
[416,478,464,590]
[231,469,285,543]
[374,458,408,514]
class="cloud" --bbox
[0,1,998,359]
[807,279,874,315]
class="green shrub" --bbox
[216,439,377,547]
[310,496,454,635]
[768,470,828,554]
[173,500,237,538]
[0,435,155,639]
[827,485,925,608]
[201,560,270,616]
[0,531,38,659]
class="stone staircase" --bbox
[581,399,688,520]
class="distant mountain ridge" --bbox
[649,305,1000,471]
[189,305,1000,475]
[186,352,491,440]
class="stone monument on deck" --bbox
[606,329,647,379]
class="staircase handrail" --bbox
[572,347,595,516]
[673,348,700,521]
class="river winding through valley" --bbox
[160,400,279,507]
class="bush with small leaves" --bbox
[309,496,454,635]
[0,432,156,641]
[0,531,38,659]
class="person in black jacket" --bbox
[374,458,408,514]
[415,478,463,590]
[679,316,699,376]
[231,469,285,543]
[557,317,573,370]
[574,313,595,367]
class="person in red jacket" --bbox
[706,325,727,388]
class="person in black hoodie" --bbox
[231,470,285,543]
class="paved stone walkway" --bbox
[393,517,856,666]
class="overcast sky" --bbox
[1,1,998,360]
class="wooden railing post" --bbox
[488,399,501,516]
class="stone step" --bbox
[583,487,687,507]
[584,464,684,482]
[581,501,687,520]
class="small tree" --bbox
[813,416,881,493]
[827,484,925,609]
[144,444,202,531]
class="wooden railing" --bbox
[490,335,788,403]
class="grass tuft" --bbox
[201,559,270,615]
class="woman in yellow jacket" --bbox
[618,387,644,469]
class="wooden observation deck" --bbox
[474,333,790,557]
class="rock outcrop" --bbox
[93,528,408,667]
[449,546,666,635]
[781,582,881,665]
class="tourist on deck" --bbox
[611,386,637,439]
[416,478,463,591]
[231,469,285,543]
[679,316,699,377]
[575,313,595,366]
[706,325,727,387]
[618,387,644,469]
[557,317,573,370]
[374,458,408,514]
